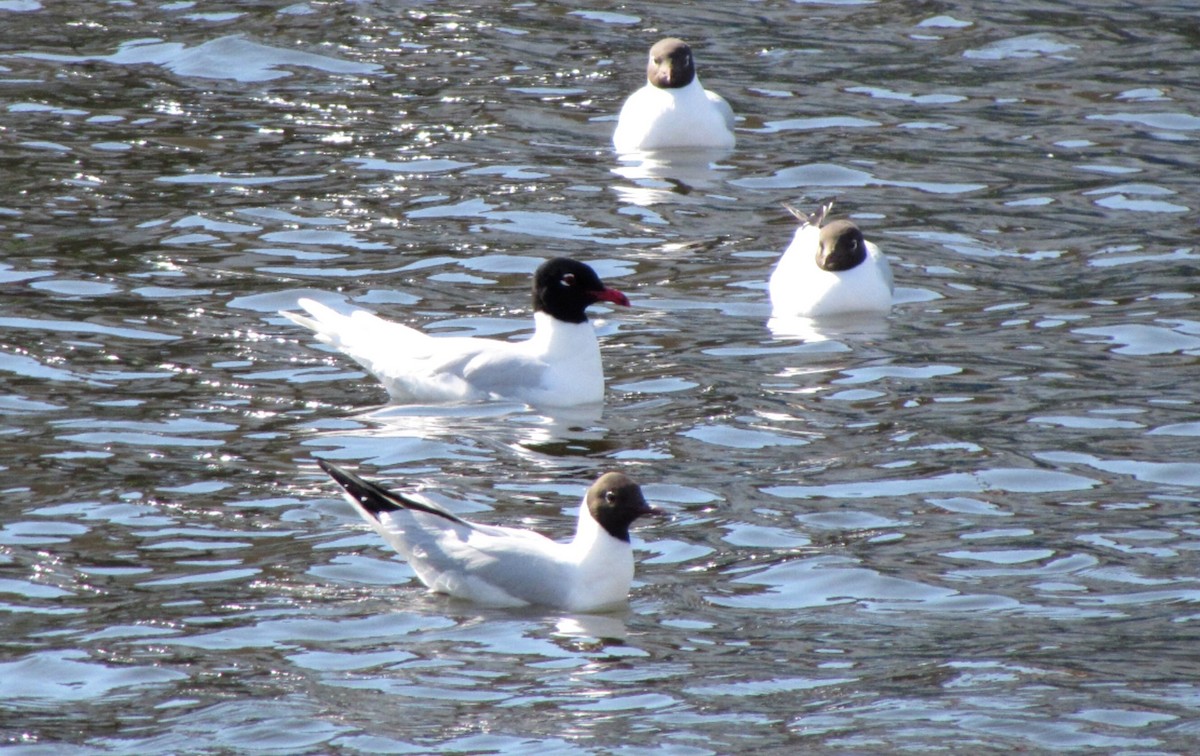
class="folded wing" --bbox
[321,460,575,607]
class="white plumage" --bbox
[282,257,629,407]
[613,38,735,154]
[321,461,659,611]
[769,203,894,318]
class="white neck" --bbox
[518,312,606,405]
[527,310,587,343]
[571,500,606,549]
[566,500,635,607]
[525,312,602,362]
[658,77,705,99]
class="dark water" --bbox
[3,1,1199,752]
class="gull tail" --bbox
[783,199,835,228]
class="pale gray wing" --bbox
[376,510,575,607]
[868,241,895,293]
[706,90,736,131]
[458,350,548,398]
[374,341,542,400]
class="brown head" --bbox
[585,472,661,542]
[646,38,696,89]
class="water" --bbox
[3,1,1199,752]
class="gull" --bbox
[613,38,736,153]
[282,257,630,407]
[769,202,894,318]
[320,460,660,611]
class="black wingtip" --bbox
[318,459,404,517]
[317,459,471,526]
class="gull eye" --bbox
[561,273,576,287]
[605,490,617,503]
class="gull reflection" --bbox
[301,400,616,471]
[363,401,609,456]
[554,613,630,645]
[611,149,733,207]
[768,311,891,345]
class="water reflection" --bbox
[611,149,734,206]
[732,162,988,195]
[4,0,1200,752]
[767,312,891,344]
[359,401,613,458]
[18,34,382,83]
[554,613,629,645]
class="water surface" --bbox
[2,1,1199,752]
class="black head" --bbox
[647,38,696,90]
[585,472,660,543]
[532,257,631,324]
[816,220,868,272]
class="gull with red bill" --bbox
[283,257,630,407]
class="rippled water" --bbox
[3,1,1199,752]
